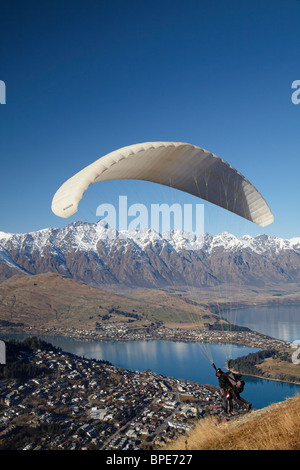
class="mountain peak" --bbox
[0,223,299,287]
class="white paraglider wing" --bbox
[51,142,274,227]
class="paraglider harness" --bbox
[212,363,245,395]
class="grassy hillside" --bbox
[1,273,299,334]
[228,350,300,384]
[0,273,218,331]
[164,395,300,450]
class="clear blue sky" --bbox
[0,0,299,239]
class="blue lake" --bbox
[221,303,300,343]
[3,302,300,411]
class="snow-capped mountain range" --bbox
[0,221,299,287]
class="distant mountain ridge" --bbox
[0,221,299,287]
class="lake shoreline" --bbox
[1,301,299,388]
[2,326,299,386]
[235,371,300,386]
[0,321,291,350]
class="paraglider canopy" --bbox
[51,141,274,227]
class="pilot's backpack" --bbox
[227,372,245,394]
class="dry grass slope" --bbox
[165,395,300,450]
